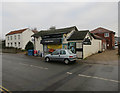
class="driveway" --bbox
[81,49,119,66]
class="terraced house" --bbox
[32,26,102,59]
[5,28,38,50]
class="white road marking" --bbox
[66,72,72,75]
[19,63,48,70]
[78,74,119,83]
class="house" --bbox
[5,28,38,50]
[91,27,115,49]
[32,26,102,59]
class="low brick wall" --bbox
[2,48,23,53]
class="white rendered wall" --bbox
[34,37,43,52]
[83,36,102,59]
[5,33,22,48]
[5,29,34,50]
[22,29,34,49]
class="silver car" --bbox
[45,49,77,64]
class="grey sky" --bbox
[1,1,118,39]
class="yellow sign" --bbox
[47,44,62,49]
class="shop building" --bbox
[32,26,102,59]
[32,26,78,54]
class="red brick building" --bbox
[91,27,115,49]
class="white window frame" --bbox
[11,36,12,40]
[104,33,109,37]
[18,42,20,47]
[14,35,16,40]
[8,36,9,40]
[18,35,20,39]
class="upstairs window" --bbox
[14,35,16,40]
[8,36,9,40]
[104,33,109,37]
[11,36,12,40]
[18,35,20,39]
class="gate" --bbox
[76,42,83,59]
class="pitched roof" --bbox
[6,28,28,36]
[32,26,78,37]
[67,30,89,41]
[6,28,38,36]
[91,27,115,34]
[90,33,106,40]
[32,30,38,34]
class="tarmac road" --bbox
[2,53,119,91]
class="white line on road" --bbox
[19,63,48,70]
[66,72,73,75]
[78,74,120,83]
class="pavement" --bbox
[1,49,119,92]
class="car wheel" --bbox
[45,57,50,62]
[64,59,69,64]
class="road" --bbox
[2,53,119,91]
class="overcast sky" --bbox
[1,1,118,39]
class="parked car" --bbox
[45,49,77,64]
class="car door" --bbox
[59,50,67,61]
[51,50,60,61]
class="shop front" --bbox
[41,38,62,53]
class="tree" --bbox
[25,41,34,51]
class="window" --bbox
[8,36,9,40]
[14,35,16,40]
[18,42,20,47]
[11,36,12,40]
[14,42,16,46]
[52,50,60,55]
[11,43,12,47]
[60,50,66,55]
[18,35,20,39]
[104,33,109,37]
[8,43,9,47]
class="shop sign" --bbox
[41,39,62,44]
